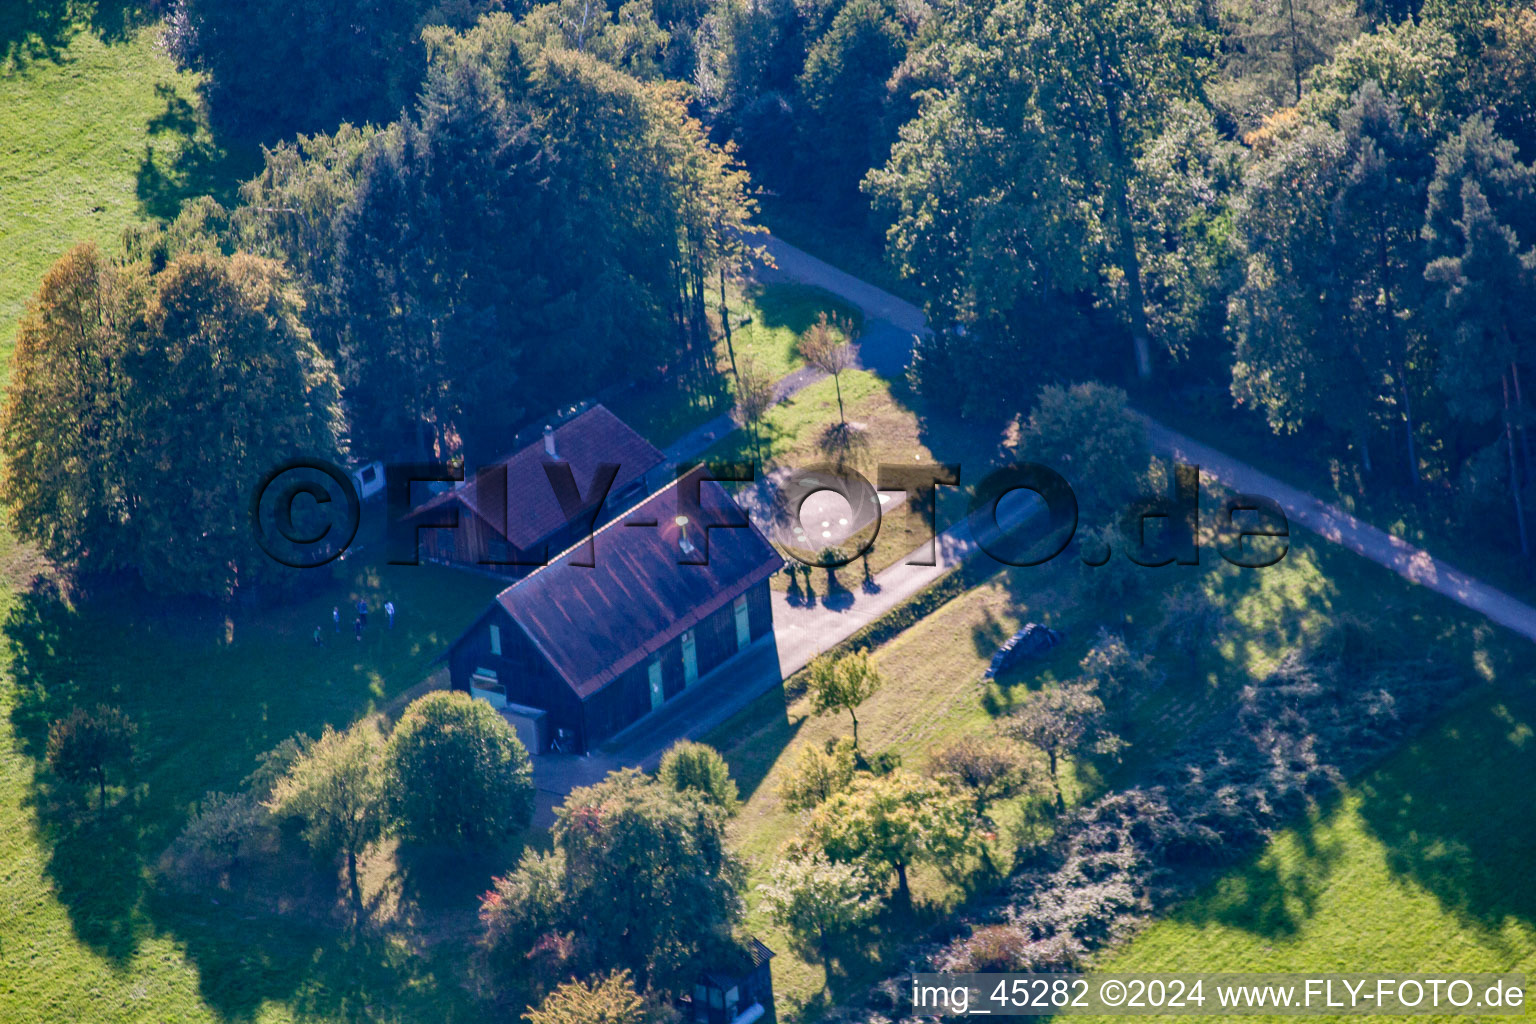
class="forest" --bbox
[2,0,1535,1022]
[7,0,1535,601]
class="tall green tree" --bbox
[1,242,345,597]
[1213,0,1361,121]
[1231,84,1433,481]
[868,0,1214,382]
[546,768,745,989]
[253,16,759,462]
[124,252,346,595]
[1422,116,1536,552]
[268,724,387,913]
[385,692,534,845]
[1130,103,1244,370]
[796,0,907,206]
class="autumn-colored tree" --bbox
[0,243,135,573]
[525,969,661,1024]
[123,251,346,596]
[46,705,136,809]
[801,770,973,909]
[799,313,858,427]
[732,356,776,466]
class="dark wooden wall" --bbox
[448,579,778,753]
[447,605,584,750]
[579,579,777,750]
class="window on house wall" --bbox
[648,659,664,710]
[490,623,501,655]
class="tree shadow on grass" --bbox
[746,282,864,337]
[137,84,260,221]
[1164,797,1350,940]
[708,686,801,803]
[0,0,152,69]
[33,783,151,962]
[148,884,481,1023]
[7,587,156,962]
[390,840,525,935]
[1355,692,1536,934]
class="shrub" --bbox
[658,741,740,812]
[385,691,533,845]
[940,924,1030,972]
[777,739,857,811]
[525,969,661,1024]
[168,791,269,882]
[930,735,1045,817]
[1077,628,1162,700]
[482,849,570,981]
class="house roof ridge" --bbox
[495,468,691,597]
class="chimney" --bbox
[675,514,696,555]
[543,424,556,458]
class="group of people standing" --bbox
[313,598,396,645]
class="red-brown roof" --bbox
[414,405,664,551]
[496,471,785,699]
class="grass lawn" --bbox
[0,16,253,381]
[707,367,1013,591]
[722,282,861,382]
[0,544,507,1023]
[1081,683,1536,1023]
[601,282,861,451]
[704,514,1536,1021]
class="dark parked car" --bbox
[984,623,1063,679]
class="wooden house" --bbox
[442,469,785,753]
[411,404,665,573]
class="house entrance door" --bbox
[734,595,751,649]
[648,659,665,710]
[682,630,698,686]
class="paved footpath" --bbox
[529,493,1041,825]
[1142,419,1536,643]
[529,233,1536,822]
[753,233,1536,645]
